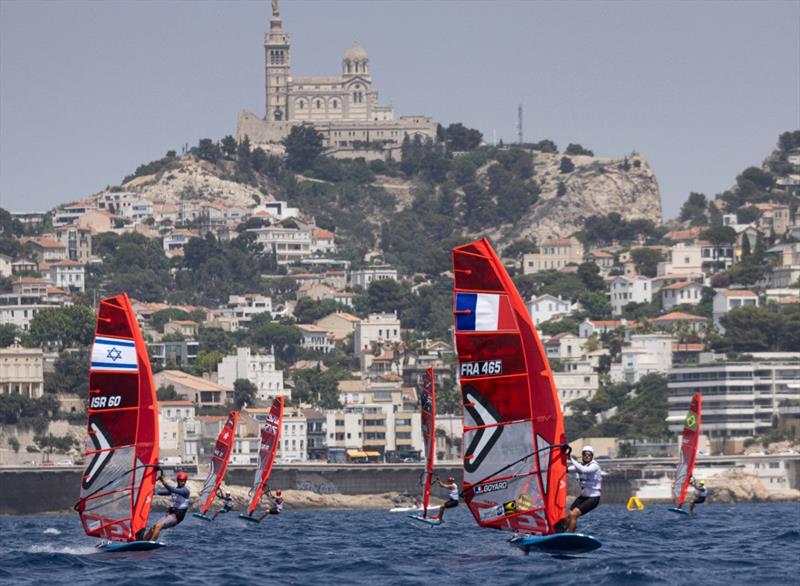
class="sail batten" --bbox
[453,239,568,536]
[77,294,159,542]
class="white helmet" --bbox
[581,446,594,455]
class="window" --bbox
[315,99,322,109]
[332,100,338,109]
[298,100,304,109]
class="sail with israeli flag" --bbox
[452,238,569,536]
[76,293,160,542]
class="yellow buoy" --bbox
[626,496,645,511]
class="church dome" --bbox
[344,42,368,61]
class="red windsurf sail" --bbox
[197,410,239,516]
[77,294,159,542]
[246,396,283,515]
[420,368,436,517]
[453,238,568,535]
[673,393,702,506]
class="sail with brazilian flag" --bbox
[673,393,702,507]
[452,238,569,536]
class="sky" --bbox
[1,0,798,219]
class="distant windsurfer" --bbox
[433,475,459,522]
[142,470,190,541]
[257,488,284,521]
[689,477,707,513]
[211,488,234,520]
[564,446,602,533]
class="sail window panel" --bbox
[463,379,531,424]
[97,300,135,338]
[89,372,139,411]
[463,420,533,485]
[456,332,527,379]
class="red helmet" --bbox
[177,471,188,481]
[276,489,282,495]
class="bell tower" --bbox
[264,0,290,122]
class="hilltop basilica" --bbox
[236,1,436,158]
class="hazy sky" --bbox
[1,0,798,218]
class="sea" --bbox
[1,503,798,585]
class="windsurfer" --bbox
[256,489,284,521]
[689,477,707,513]
[211,488,234,520]
[142,470,191,541]
[433,475,459,522]
[564,446,602,533]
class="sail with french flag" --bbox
[455,293,516,332]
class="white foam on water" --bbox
[29,543,99,556]
[43,528,62,535]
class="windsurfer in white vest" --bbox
[142,470,191,541]
[211,488,235,520]
[257,488,284,521]
[433,475,459,522]
[689,477,707,513]
[564,446,602,533]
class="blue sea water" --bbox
[1,503,798,585]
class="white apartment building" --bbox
[609,276,652,316]
[668,353,800,446]
[522,237,583,274]
[226,294,273,328]
[0,344,44,399]
[0,254,11,278]
[163,229,200,257]
[526,294,575,326]
[657,242,704,276]
[52,225,92,263]
[766,242,800,288]
[297,324,334,353]
[555,361,599,409]
[661,281,703,311]
[257,201,300,221]
[544,333,584,361]
[0,279,67,331]
[311,228,336,255]
[248,220,313,264]
[158,400,201,464]
[217,347,286,401]
[353,312,401,357]
[350,265,398,289]
[47,260,85,292]
[615,334,673,384]
[280,407,308,462]
[325,403,423,457]
[712,289,759,334]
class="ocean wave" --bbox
[43,528,62,535]
[28,544,99,556]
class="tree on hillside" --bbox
[713,304,800,352]
[737,167,774,191]
[565,143,594,156]
[194,138,222,163]
[443,123,483,152]
[283,125,325,172]
[736,206,760,225]
[250,320,303,363]
[156,384,181,401]
[292,368,342,409]
[0,324,19,347]
[233,378,258,409]
[678,192,707,225]
[294,297,345,324]
[532,139,558,153]
[150,308,191,332]
[221,135,237,159]
[630,248,664,278]
[577,262,605,292]
[559,156,575,173]
[503,238,538,262]
[29,305,95,350]
[44,349,90,398]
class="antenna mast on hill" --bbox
[517,104,523,144]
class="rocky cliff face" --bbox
[487,152,662,246]
[93,157,273,208]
